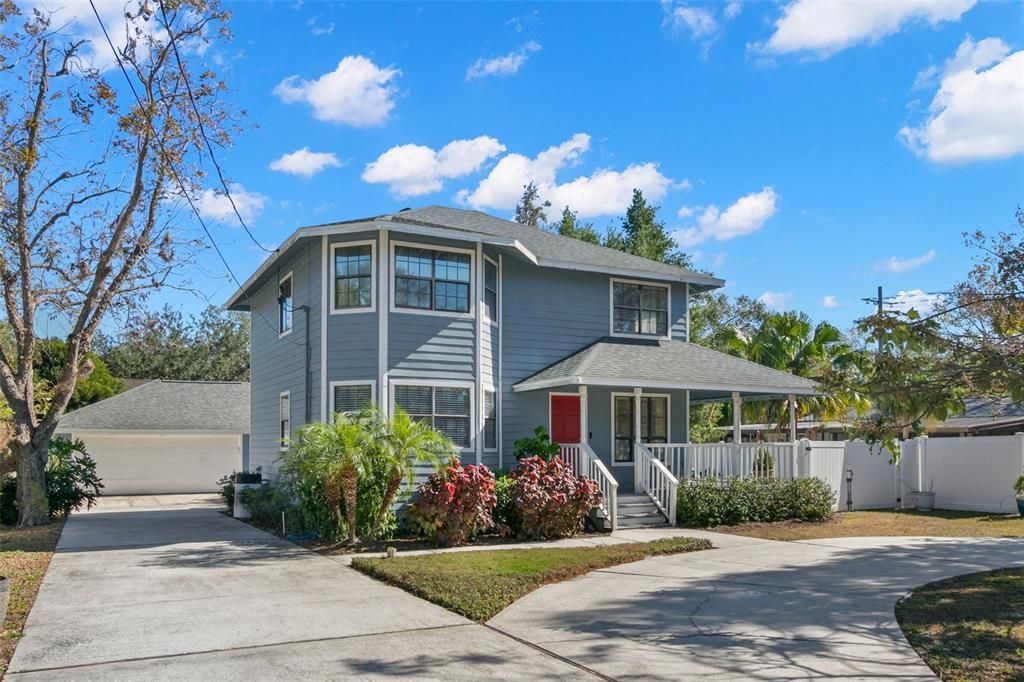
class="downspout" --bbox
[298,304,311,424]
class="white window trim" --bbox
[481,254,499,326]
[482,384,498,452]
[330,240,377,315]
[278,271,294,338]
[279,390,291,451]
[389,240,476,319]
[608,277,672,342]
[389,378,475,452]
[547,391,582,445]
[609,391,671,467]
[329,380,377,416]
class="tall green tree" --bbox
[689,293,771,350]
[97,306,250,382]
[514,181,550,227]
[551,206,601,244]
[35,340,121,411]
[611,190,692,268]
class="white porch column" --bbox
[579,385,589,444]
[731,391,742,444]
[684,389,691,443]
[634,387,643,493]
[633,387,642,444]
[788,394,797,443]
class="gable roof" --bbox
[513,337,819,398]
[58,380,249,433]
[227,205,723,310]
[936,396,1024,433]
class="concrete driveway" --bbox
[6,502,588,681]
[489,533,1024,680]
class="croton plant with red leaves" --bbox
[510,456,603,540]
[406,459,497,547]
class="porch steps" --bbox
[616,493,672,529]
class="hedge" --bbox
[676,477,835,527]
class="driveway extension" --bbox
[8,501,1024,681]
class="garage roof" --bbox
[59,380,249,433]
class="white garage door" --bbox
[74,433,242,495]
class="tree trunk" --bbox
[12,441,49,526]
[370,472,402,539]
[340,467,358,545]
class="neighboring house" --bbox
[226,206,816,524]
[928,397,1024,437]
[58,380,249,495]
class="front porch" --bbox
[512,337,820,530]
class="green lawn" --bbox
[351,537,712,622]
[0,521,64,676]
[897,568,1024,682]
[708,509,1024,542]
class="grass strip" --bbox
[0,521,64,675]
[352,537,712,622]
[897,568,1023,682]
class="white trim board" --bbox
[513,375,819,395]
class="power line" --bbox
[157,0,275,254]
[87,0,302,346]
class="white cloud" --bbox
[662,1,718,39]
[759,291,792,310]
[457,133,674,218]
[899,37,1023,164]
[362,136,506,198]
[888,289,944,314]
[269,147,342,178]
[673,186,779,247]
[196,184,267,223]
[466,41,541,80]
[677,205,697,219]
[307,15,335,36]
[274,55,400,127]
[822,295,841,308]
[878,249,936,273]
[724,1,743,20]
[757,0,975,58]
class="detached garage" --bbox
[58,380,250,495]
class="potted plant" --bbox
[1015,473,1024,517]
[233,470,263,520]
[913,481,935,512]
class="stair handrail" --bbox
[559,442,619,533]
[634,441,679,524]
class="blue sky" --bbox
[53,0,1024,333]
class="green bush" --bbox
[0,437,104,524]
[240,483,308,535]
[512,426,561,462]
[677,477,835,527]
[492,473,518,535]
[217,472,235,509]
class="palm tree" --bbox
[281,414,368,544]
[719,312,871,434]
[363,405,452,539]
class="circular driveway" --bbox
[488,532,1024,680]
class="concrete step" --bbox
[617,515,672,529]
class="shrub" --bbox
[45,437,104,517]
[510,456,602,540]
[513,426,561,462]
[1014,473,1024,496]
[217,472,235,509]
[492,473,518,536]
[240,482,308,535]
[677,476,835,527]
[406,460,496,547]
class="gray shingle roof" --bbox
[513,337,818,396]
[58,380,249,433]
[938,397,1024,431]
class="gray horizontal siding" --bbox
[389,313,475,382]
[325,233,379,401]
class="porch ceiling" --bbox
[512,337,819,398]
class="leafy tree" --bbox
[689,293,771,350]
[551,206,601,244]
[0,3,235,525]
[35,339,121,410]
[97,306,250,382]
[514,181,550,227]
[688,402,725,444]
[613,189,692,268]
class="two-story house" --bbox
[227,206,816,527]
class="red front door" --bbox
[550,395,582,444]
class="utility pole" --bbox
[876,285,883,354]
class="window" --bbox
[332,383,373,416]
[483,389,496,450]
[279,392,291,450]
[394,384,471,448]
[334,244,373,311]
[278,274,293,335]
[612,395,668,463]
[483,258,498,321]
[394,246,471,313]
[612,280,668,337]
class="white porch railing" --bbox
[647,442,802,481]
[559,442,619,532]
[634,442,678,524]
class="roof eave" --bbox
[512,374,819,396]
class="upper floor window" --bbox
[612,280,668,337]
[394,245,471,314]
[483,257,498,322]
[278,273,293,335]
[333,243,374,312]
